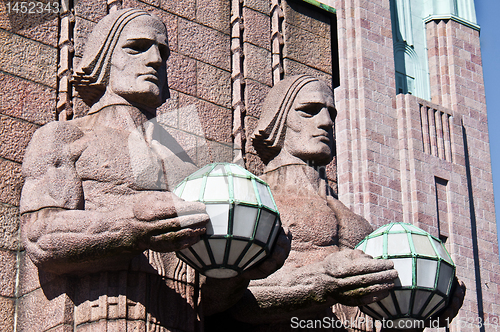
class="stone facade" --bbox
[0,0,498,331]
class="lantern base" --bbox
[204,267,239,279]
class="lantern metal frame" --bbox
[174,163,281,278]
[356,222,455,323]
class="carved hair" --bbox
[73,8,170,106]
[251,75,321,164]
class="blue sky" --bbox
[475,1,500,250]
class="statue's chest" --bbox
[75,128,165,191]
[275,195,339,246]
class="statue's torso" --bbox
[261,164,340,264]
[73,123,165,211]
[49,110,202,332]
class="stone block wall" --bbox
[332,0,400,227]
[396,94,488,330]
[0,1,59,330]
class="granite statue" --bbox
[225,75,465,331]
[20,8,288,331]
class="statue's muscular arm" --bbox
[20,121,208,275]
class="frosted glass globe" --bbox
[174,163,281,278]
[356,222,455,322]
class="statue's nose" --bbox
[146,45,163,68]
[316,108,334,129]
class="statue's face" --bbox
[109,15,169,109]
[283,81,336,165]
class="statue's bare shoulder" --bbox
[21,121,87,214]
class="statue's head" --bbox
[73,8,170,109]
[252,75,336,166]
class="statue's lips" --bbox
[140,72,160,82]
[313,133,330,142]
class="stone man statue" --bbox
[223,75,465,331]
[20,8,287,332]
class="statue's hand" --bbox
[321,249,398,307]
[240,227,291,280]
[131,191,209,252]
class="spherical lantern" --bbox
[174,163,281,279]
[355,222,455,325]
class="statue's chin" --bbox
[302,147,333,166]
[295,152,332,167]
[125,91,163,111]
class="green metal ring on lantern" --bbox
[355,222,456,324]
[174,163,281,279]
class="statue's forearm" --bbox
[23,207,139,274]
[22,190,209,275]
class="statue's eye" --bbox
[123,40,153,54]
[296,104,322,117]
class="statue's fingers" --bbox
[337,284,393,307]
[135,199,178,220]
[134,189,208,221]
[349,249,374,259]
[135,198,207,221]
[171,199,208,216]
[176,213,209,228]
[335,269,398,290]
[326,257,395,277]
[142,215,208,238]
[148,227,205,252]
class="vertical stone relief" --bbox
[231,0,245,165]
[420,104,453,162]
[56,0,75,120]
[271,0,284,84]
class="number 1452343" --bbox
[5,2,61,14]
